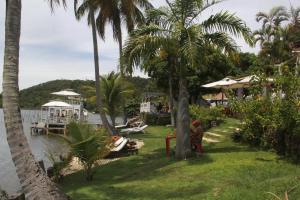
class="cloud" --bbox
[0,0,300,91]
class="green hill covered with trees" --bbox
[0,77,155,110]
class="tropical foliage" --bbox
[253,5,300,73]
[122,0,252,159]
[189,105,224,130]
[98,72,134,126]
[61,122,111,181]
[231,70,300,162]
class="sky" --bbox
[0,0,300,91]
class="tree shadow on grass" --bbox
[66,182,211,200]
[205,145,258,154]
[62,147,214,200]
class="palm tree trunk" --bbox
[118,32,123,72]
[111,115,116,127]
[3,1,68,199]
[117,31,128,124]
[90,8,114,135]
[175,65,191,159]
[168,59,175,126]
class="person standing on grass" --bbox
[191,120,204,154]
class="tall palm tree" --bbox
[3,0,68,199]
[256,6,289,31]
[288,6,300,28]
[95,0,153,68]
[122,0,252,159]
[74,0,114,135]
[95,0,152,124]
[100,72,133,126]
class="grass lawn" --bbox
[61,118,300,200]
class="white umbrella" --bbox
[230,75,274,89]
[42,101,72,107]
[202,78,237,104]
[51,90,80,96]
[202,78,237,88]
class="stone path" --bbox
[203,137,220,143]
[205,132,223,137]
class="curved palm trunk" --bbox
[90,9,114,135]
[175,65,191,159]
[3,1,68,199]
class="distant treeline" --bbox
[0,77,155,111]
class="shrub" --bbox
[230,72,300,162]
[141,113,171,125]
[189,105,224,130]
[46,152,72,182]
[60,122,111,181]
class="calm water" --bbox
[0,109,115,194]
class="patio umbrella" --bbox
[202,78,237,103]
[202,77,237,88]
[229,75,274,89]
[51,90,81,96]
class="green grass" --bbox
[61,118,300,200]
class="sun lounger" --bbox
[111,138,128,152]
[120,124,148,134]
[114,137,125,146]
[115,121,129,129]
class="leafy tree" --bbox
[254,5,300,72]
[60,122,111,181]
[232,52,258,75]
[256,6,289,31]
[2,0,69,199]
[99,72,134,126]
[122,0,252,159]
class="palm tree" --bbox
[95,0,153,65]
[122,0,252,159]
[3,0,68,199]
[74,0,114,135]
[288,6,300,28]
[256,6,289,31]
[100,72,133,127]
[95,0,152,124]
[61,122,110,181]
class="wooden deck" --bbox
[31,122,67,136]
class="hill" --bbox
[0,77,156,110]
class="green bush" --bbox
[230,72,300,162]
[58,122,111,181]
[141,113,171,125]
[189,105,224,130]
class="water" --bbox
[0,109,117,194]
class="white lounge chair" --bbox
[120,124,148,134]
[111,137,128,152]
[115,121,129,129]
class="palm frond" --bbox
[202,11,253,46]
[74,0,90,20]
[48,0,66,12]
[204,32,239,54]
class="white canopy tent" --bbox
[42,101,72,107]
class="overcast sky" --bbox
[0,0,300,91]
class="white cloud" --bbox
[0,0,300,91]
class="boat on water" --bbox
[31,89,88,135]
